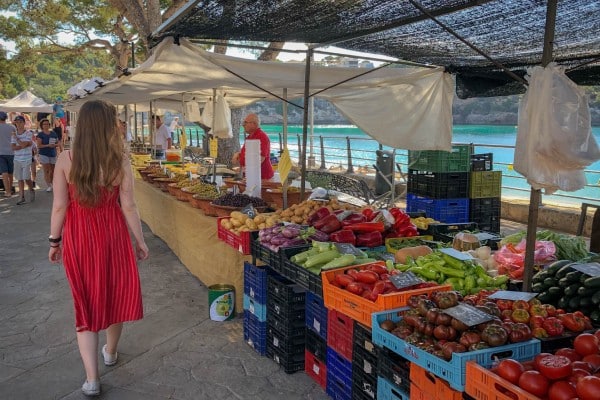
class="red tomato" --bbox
[582,354,600,372]
[354,270,379,284]
[522,360,537,372]
[497,359,525,384]
[535,353,555,369]
[569,369,592,385]
[334,273,355,287]
[548,380,578,400]
[519,370,550,397]
[576,376,600,400]
[574,334,600,357]
[572,361,593,373]
[594,329,600,342]
[345,282,363,295]
[538,355,574,380]
[512,300,530,311]
[556,348,583,362]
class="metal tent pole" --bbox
[300,49,313,198]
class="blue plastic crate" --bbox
[243,294,267,322]
[371,308,541,391]
[305,291,328,340]
[326,347,353,400]
[243,310,267,355]
[243,262,270,304]
[406,193,470,223]
[376,377,410,400]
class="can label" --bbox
[209,291,234,321]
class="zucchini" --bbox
[577,286,596,297]
[568,297,581,311]
[565,271,583,283]
[557,296,570,310]
[543,277,557,289]
[547,286,563,297]
[590,309,600,325]
[546,260,573,276]
[564,283,581,297]
[581,273,590,284]
[536,291,552,304]
[531,282,545,293]
[592,291,600,305]
[584,276,600,289]
[555,264,575,279]
[580,296,593,309]
[533,270,550,284]
[558,277,571,288]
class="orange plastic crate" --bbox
[409,383,428,400]
[216,217,252,255]
[321,262,452,327]
[410,363,463,400]
[465,361,540,400]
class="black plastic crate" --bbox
[267,342,305,374]
[305,290,328,339]
[423,222,479,242]
[267,274,306,304]
[352,367,377,400]
[267,304,305,335]
[539,330,596,353]
[352,344,378,381]
[471,153,493,171]
[407,170,469,199]
[353,323,377,360]
[267,290,306,320]
[280,246,324,298]
[251,240,280,269]
[377,347,411,394]
[243,262,271,304]
[268,325,306,355]
[305,328,327,361]
[469,197,501,234]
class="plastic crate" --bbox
[406,193,470,223]
[267,305,305,335]
[465,361,540,400]
[469,171,502,199]
[408,145,472,173]
[305,290,328,339]
[423,222,479,242]
[471,153,493,172]
[321,262,452,328]
[267,342,305,374]
[243,310,267,355]
[327,309,355,361]
[326,347,353,400]
[281,246,324,298]
[353,323,377,360]
[371,308,541,391]
[243,262,270,304]
[243,294,267,322]
[268,325,306,355]
[538,329,596,353]
[411,363,463,400]
[407,170,470,199]
[352,367,377,400]
[217,217,253,254]
[469,197,501,233]
[376,377,410,400]
[352,343,378,384]
[250,240,280,269]
[267,274,306,304]
[384,236,433,253]
[306,327,328,361]
[305,349,327,389]
[377,347,411,394]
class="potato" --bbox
[254,214,265,224]
[246,219,258,230]
[231,219,243,228]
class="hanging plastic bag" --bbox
[212,94,233,139]
[200,97,214,129]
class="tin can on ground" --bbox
[208,284,235,321]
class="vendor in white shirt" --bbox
[168,117,181,141]
[152,115,172,156]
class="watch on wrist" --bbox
[49,235,61,243]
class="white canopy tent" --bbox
[67,37,454,151]
[1,90,53,113]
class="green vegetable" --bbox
[321,254,357,270]
[584,275,600,288]
[408,266,439,281]
[441,254,466,270]
[291,248,320,264]
[304,249,340,268]
[431,264,465,278]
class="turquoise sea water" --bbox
[258,124,600,206]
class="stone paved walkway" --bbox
[0,177,328,400]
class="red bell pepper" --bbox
[361,208,375,221]
[397,223,419,237]
[307,206,331,225]
[341,212,367,226]
[313,214,342,234]
[356,231,383,247]
[343,221,385,232]
[329,229,356,245]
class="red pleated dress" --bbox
[62,184,143,332]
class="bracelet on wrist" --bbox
[49,235,62,243]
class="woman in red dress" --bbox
[48,100,149,396]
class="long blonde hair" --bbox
[69,100,124,207]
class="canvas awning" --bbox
[1,90,53,113]
[67,37,454,151]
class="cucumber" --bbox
[580,296,593,309]
[590,309,600,325]
[578,286,596,297]
[584,276,600,289]
[581,273,590,284]
[533,270,550,284]
[531,282,545,293]
[557,296,570,310]
[558,277,571,288]
[546,260,573,276]
[564,283,580,297]
[547,286,563,297]
[568,297,581,311]
[543,277,557,289]
[592,291,600,305]
[555,264,575,279]
[536,291,552,303]
[565,271,583,283]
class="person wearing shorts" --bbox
[36,119,59,192]
[11,115,35,205]
[0,111,15,196]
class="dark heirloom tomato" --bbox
[481,324,508,347]
[518,370,550,397]
[497,359,524,384]
[576,376,600,400]
[538,355,574,380]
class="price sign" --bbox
[334,243,364,256]
[390,271,423,289]
[439,247,473,261]
[443,303,493,326]
[571,262,600,277]
[241,204,257,218]
[488,290,538,301]
[378,253,396,262]
[474,232,497,241]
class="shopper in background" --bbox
[48,99,149,397]
[168,116,181,142]
[36,119,60,192]
[152,115,171,157]
[11,115,35,205]
[232,113,274,180]
[0,111,15,196]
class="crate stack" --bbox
[469,153,502,233]
[376,347,411,399]
[326,308,355,400]
[243,262,270,355]
[406,145,471,223]
[266,274,306,373]
[352,323,380,400]
[304,291,328,389]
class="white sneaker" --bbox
[102,344,118,366]
[46,185,53,192]
[81,380,100,396]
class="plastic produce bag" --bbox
[212,94,233,139]
[200,97,213,128]
[514,63,600,194]
[493,239,556,279]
